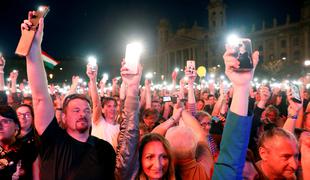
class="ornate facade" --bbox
[144,0,310,79]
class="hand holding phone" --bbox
[15,6,50,56]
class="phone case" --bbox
[15,6,49,56]
[289,83,302,103]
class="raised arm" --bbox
[186,67,197,116]
[24,13,54,135]
[86,64,102,125]
[213,45,259,179]
[283,88,302,133]
[67,76,80,95]
[145,79,152,109]
[115,62,142,179]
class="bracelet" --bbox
[56,108,63,111]
[287,114,298,119]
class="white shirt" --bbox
[91,116,120,151]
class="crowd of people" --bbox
[0,12,310,180]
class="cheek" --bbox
[142,159,152,172]
[161,159,169,171]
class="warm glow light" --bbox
[88,56,97,66]
[305,60,310,66]
[145,72,153,79]
[102,73,109,80]
[227,34,240,46]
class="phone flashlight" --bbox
[88,56,97,71]
[145,72,153,79]
[102,73,109,81]
[124,42,142,74]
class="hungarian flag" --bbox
[41,51,59,69]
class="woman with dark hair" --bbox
[137,133,175,180]
[15,104,39,179]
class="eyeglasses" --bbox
[17,112,31,118]
[200,122,212,127]
[0,119,14,125]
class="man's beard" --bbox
[76,118,89,133]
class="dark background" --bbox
[0,0,302,82]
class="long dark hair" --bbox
[137,133,175,180]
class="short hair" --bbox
[165,126,198,159]
[258,127,297,149]
[264,105,280,118]
[63,94,91,113]
[101,97,117,108]
[195,111,211,122]
[15,104,34,119]
[142,108,159,119]
[138,133,175,180]
[0,105,21,136]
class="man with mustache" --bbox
[22,11,115,179]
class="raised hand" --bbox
[223,45,259,87]
[185,66,197,85]
[86,64,98,81]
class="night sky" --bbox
[0,0,302,75]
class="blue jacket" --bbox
[212,111,253,180]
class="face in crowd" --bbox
[143,109,159,129]
[0,116,19,144]
[139,134,173,180]
[259,129,299,179]
[102,99,117,121]
[196,111,212,136]
[196,99,205,111]
[0,106,20,145]
[151,101,162,114]
[16,105,33,133]
[63,96,92,134]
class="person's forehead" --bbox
[143,141,166,153]
[16,106,31,113]
[68,98,90,107]
[201,116,211,122]
[267,136,298,153]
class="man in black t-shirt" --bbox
[22,11,115,179]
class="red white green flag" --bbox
[41,51,59,69]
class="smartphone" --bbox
[162,96,177,103]
[229,38,253,71]
[124,42,142,74]
[187,60,195,73]
[289,83,302,103]
[15,6,50,56]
